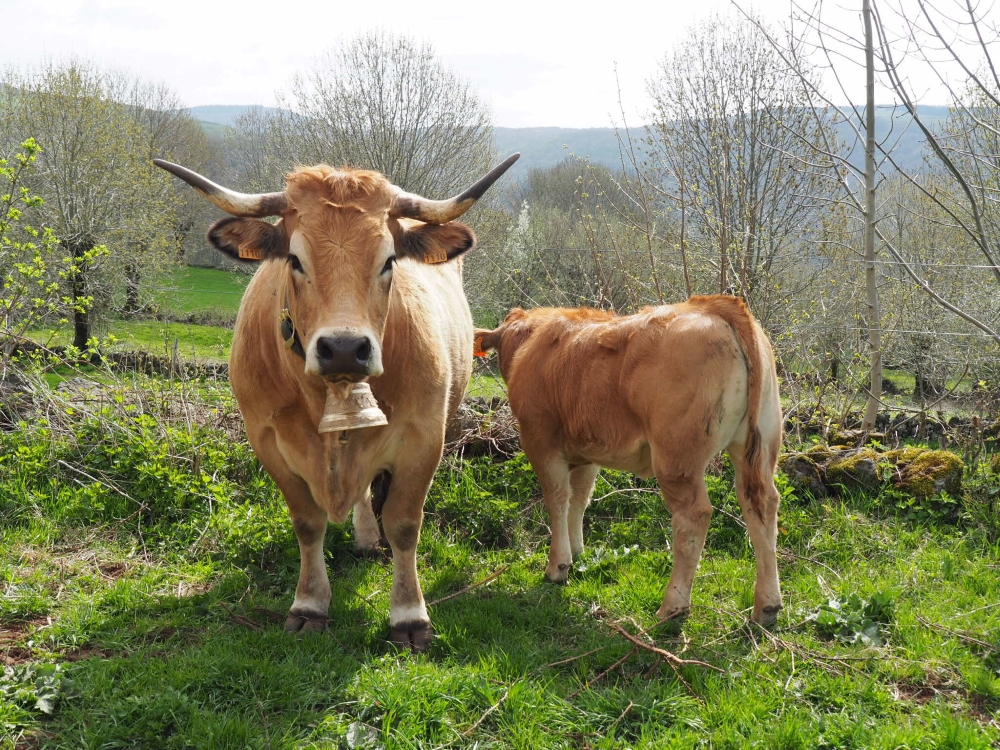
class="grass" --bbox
[30,320,234,362]
[150,265,249,319]
[1,378,999,748]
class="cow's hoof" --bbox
[389,620,433,653]
[284,610,329,633]
[545,563,571,584]
[752,604,782,628]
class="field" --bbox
[3,266,999,748]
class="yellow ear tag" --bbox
[473,335,489,358]
[238,244,263,260]
[424,248,448,264]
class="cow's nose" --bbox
[316,334,372,377]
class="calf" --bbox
[475,296,783,625]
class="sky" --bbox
[0,0,959,128]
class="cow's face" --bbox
[205,168,477,382]
[153,155,519,383]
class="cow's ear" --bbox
[398,221,476,265]
[207,217,287,263]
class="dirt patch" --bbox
[0,616,49,665]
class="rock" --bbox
[779,453,827,498]
[826,447,882,493]
[830,428,866,446]
[891,448,964,497]
[0,370,34,429]
[989,454,1000,475]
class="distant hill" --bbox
[188,104,284,127]
[194,104,952,176]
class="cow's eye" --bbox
[381,256,396,275]
[288,254,304,273]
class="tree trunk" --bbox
[124,261,141,315]
[862,0,883,431]
[69,240,91,351]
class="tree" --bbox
[646,11,838,322]
[741,0,1000,426]
[0,61,188,347]
[227,31,497,197]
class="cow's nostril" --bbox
[356,339,371,364]
[317,338,334,362]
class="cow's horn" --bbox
[153,159,287,218]
[390,153,520,223]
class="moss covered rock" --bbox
[826,447,881,493]
[779,453,828,498]
[989,453,1000,475]
[893,449,964,497]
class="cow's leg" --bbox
[568,464,599,559]
[657,473,713,621]
[268,460,331,633]
[732,448,782,626]
[352,493,381,553]
[381,447,439,652]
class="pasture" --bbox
[1,267,998,748]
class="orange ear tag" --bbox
[473,334,489,357]
[238,244,263,260]
[424,248,448,264]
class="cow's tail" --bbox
[697,295,768,519]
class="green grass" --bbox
[30,320,234,362]
[150,265,249,319]
[1,379,999,748]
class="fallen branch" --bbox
[603,620,724,672]
[427,564,511,608]
[915,614,995,651]
[567,647,639,699]
[219,603,263,631]
[461,686,510,738]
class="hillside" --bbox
[193,104,951,175]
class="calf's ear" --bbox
[398,221,476,265]
[208,217,287,263]
[474,328,501,357]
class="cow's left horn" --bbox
[153,159,287,218]
[390,153,520,224]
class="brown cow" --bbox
[155,154,518,650]
[475,296,783,625]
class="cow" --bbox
[474,296,784,625]
[155,154,519,650]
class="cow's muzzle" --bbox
[316,334,373,380]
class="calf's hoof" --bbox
[284,609,329,633]
[752,604,782,628]
[390,620,434,653]
[656,605,690,622]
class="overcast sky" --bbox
[0,0,956,128]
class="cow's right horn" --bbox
[390,153,520,224]
[153,159,287,218]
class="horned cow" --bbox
[156,154,518,650]
[476,296,784,625]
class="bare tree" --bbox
[228,31,497,197]
[646,10,838,322]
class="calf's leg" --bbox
[568,464,599,559]
[525,448,573,583]
[657,473,713,621]
[732,447,782,625]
